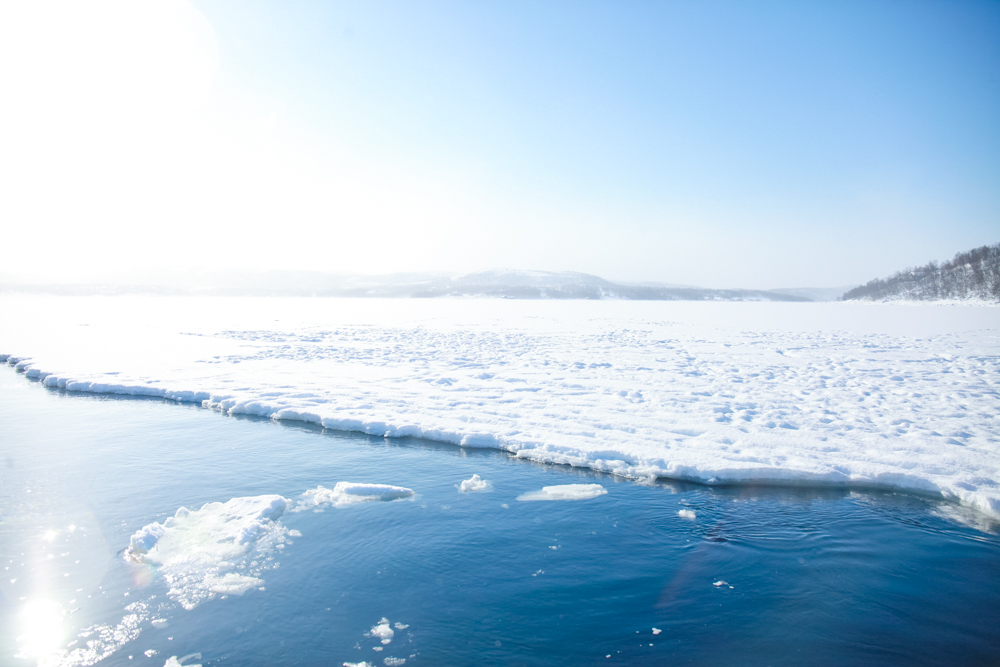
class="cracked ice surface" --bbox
[1,296,998,517]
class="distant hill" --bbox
[770,286,858,302]
[843,243,1000,302]
[0,269,812,302]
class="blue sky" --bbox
[2,0,997,288]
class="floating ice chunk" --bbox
[458,474,491,492]
[343,663,374,667]
[384,658,406,666]
[300,483,414,509]
[678,509,696,520]
[517,484,607,502]
[652,628,662,635]
[164,655,202,667]
[713,580,728,587]
[151,618,169,629]
[370,618,394,643]
[125,495,289,610]
[393,622,409,630]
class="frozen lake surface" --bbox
[2,297,998,516]
[1,376,999,666]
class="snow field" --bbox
[2,296,998,517]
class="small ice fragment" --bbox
[151,618,169,629]
[371,619,394,643]
[393,622,409,630]
[372,647,383,652]
[517,484,607,502]
[288,530,302,537]
[678,509,696,520]
[301,483,414,508]
[713,580,728,587]
[652,628,662,635]
[163,657,202,667]
[384,658,406,666]
[458,474,491,492]
[145,650,158,657]
[343,663,373,667]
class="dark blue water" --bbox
[1,372,999,667]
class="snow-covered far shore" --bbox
[2,296,999,519]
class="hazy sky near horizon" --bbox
[1,1,997,289]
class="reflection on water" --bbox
[1,373,999,666]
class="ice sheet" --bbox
[2,296,999,518]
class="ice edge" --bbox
[3,352,998,521]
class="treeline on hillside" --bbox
[843,243,1000,302]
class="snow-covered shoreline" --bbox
[2,296,998,518]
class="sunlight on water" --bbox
[16,599,65,660]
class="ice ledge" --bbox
[5,352,999,522]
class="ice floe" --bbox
[458,474,491,492]
[163,654,202,667]
[517,484,608,501]
[298,483,415,509]
[369,618,394,644]
[126,495,289,610]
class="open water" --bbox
[1,371,999,666]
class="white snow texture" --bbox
[2,296,999,518]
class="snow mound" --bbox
[517,484,607,501]
[126,495,289,610]
[300,483,414,509]
[458,474,491,492]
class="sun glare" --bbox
[16,599,66,660]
